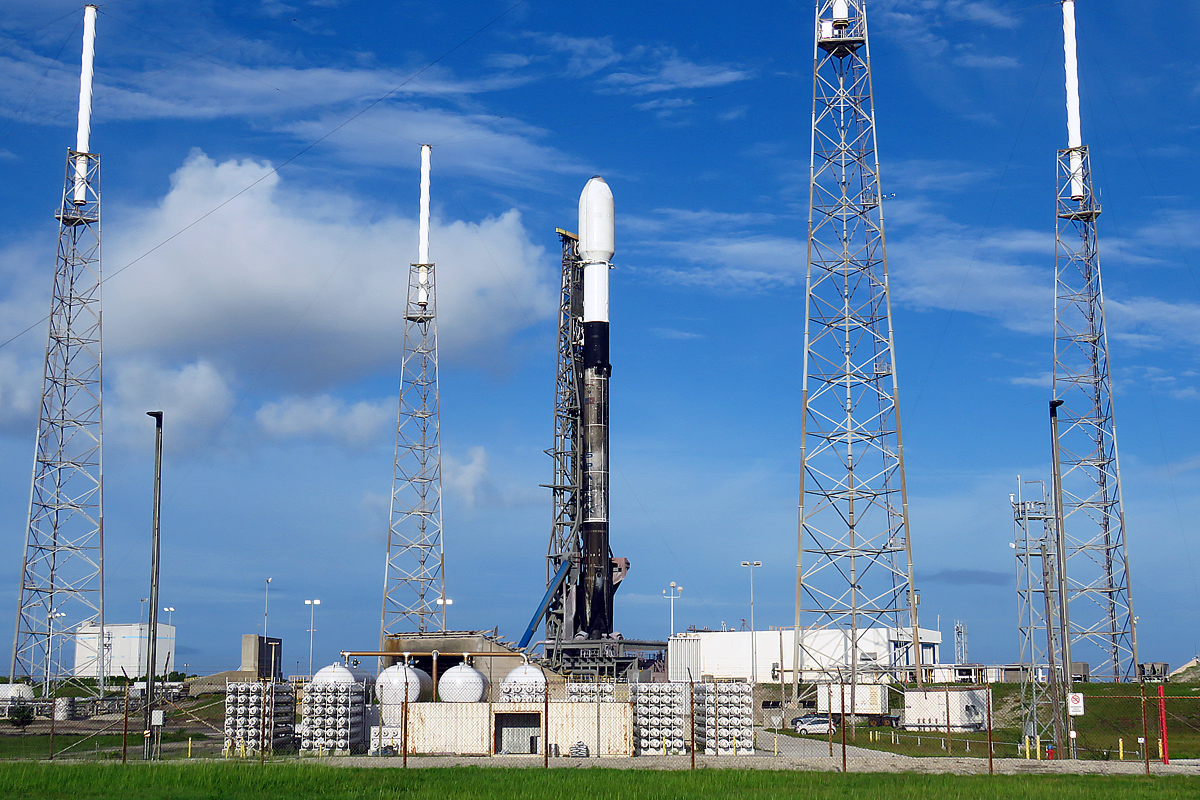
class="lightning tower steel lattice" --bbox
[10,5,106,695]
[1013,479,1068,748]
[543,229,583,653]
[1051,0,1137,682]
[381,144,445,639]
[792,0,922,699]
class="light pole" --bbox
[741,561,761,688]
[163,607,175,627]
[436,597,452,630]
[45,611,66,697]
[662,582,682,637]
[304,599,321,679]
[263,578,272,638]
[144,410,164,761]
[139,598,148,625]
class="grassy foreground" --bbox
[0,764,1197,800]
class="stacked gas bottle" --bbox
[566,682,615,703]
[632,683,689,755]
[223,681,296,754]
[499,664,546,703]
[299,663,372,755]
[693,682,754,755]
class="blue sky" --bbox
[1,0,1198,676]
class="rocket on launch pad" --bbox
[577,175,617,640]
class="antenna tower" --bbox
[792,0,922,699]
[1012,479,1068,750]
[381,144,445,638]
[1051,0,1137,681]
[953,620,968,664]
[10,5,106,696]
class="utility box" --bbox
[901,687,989,732]
[816,683,885,715]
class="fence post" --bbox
[1140,682,1150,775]
[1158,685,1169,765]
[985,686,993,775]
[48,686,55,760]
[840,694,847,773]
[543,682,549,768]
[689,681,695,770]
[944,685,952,755]
[122,685,130,764]
[402,694,409,768]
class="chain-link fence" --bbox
[3,676,1197,772]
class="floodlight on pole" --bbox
[304,599,320,680]
[662,582,682,637]
[741,561,761,687]
[162,608,174,627]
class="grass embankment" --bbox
[0,764,1197,800]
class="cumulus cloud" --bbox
[96,151,555,389]
[106,359,235,449]
[256,394,394,446]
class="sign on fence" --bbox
[1067,693,1085,716]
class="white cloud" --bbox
[601,53,751,95]
[96,151,555,389]
[443,445,489,507]
[0,352,41,431]
[106,359,235,449]
[256,394,394,446]
[532,34,625,77]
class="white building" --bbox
[73,623,176,678]
[667,627,941,684]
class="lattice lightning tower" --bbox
[10,5,106,695]
[381,144,445,638]
[792,0,922,697]
[1051,0,1137,681]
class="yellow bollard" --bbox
[1036,736,1042,760]
[1119,738,1124,760]
[188,737,192,758]
[1024,736,1030,760]
[1159,739,1163,760]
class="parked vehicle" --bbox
[790,714,837,735]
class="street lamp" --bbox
[741,561,761,688]
[436,597,452,631]
[304,599,321,679]
[263,578,272,638]
[662,582,683,637]
[163,607,175,626]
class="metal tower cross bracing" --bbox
[792,0,922,698]
[11,5,106,695]
[543,229,583,652]
[1051,0,1137,682]
[1013,479,1068,749]
[381,145,445,639]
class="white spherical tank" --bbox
[376,664,432,704]
[438,663,488,703]
[312,662,373,687]
[501,664,546,693]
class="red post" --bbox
[1158,685,1169,765]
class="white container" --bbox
[437,663,488,703]
[312,662,373,687]
[500,664,545,699]
[376,664,432,706]
[0,684,34,703]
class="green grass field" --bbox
[0,763,1197,800]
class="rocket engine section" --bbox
[577,176,619,639]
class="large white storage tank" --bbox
[312,662,373,688]
[438,663,488,702]
[376,663,433,724]
[500,664,546,702]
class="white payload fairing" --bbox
[577,176,616,639]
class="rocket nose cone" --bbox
[579,176,615,263]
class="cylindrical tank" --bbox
[375,664,432,724]
[437,663,488,703]
[311,662,373,687]
[501,664,546,696]
[53,697,76,721]
[0,684,34,703]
